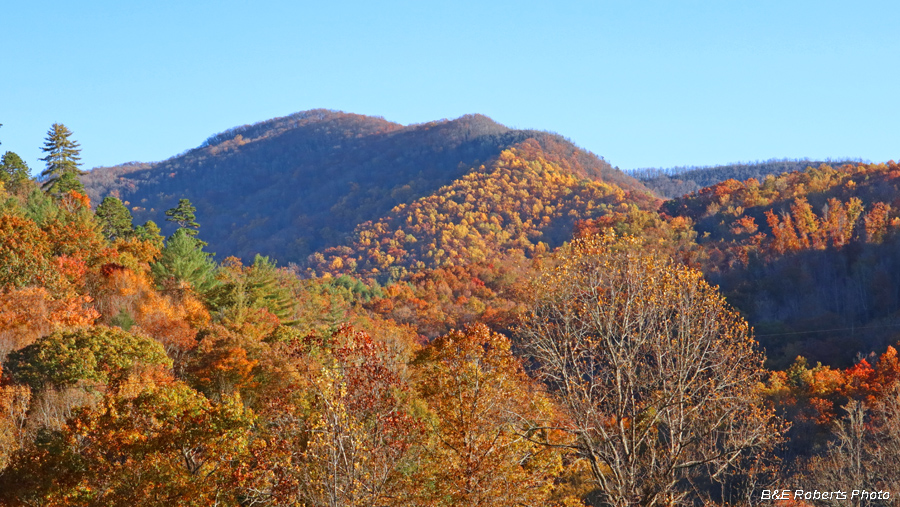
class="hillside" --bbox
[312,140,657,280]
[633,158,863,198]
[83,110,650,266]
[661,161,900,367]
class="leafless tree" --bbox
[805,386,900,506]
[518,233,785,506]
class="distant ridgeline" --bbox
[82,109,653,274]
[632,158,867,198]
[658,159,900,368]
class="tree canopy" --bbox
[95,196,134,240]
[151,228,219,294]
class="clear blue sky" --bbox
[2,1,898,174]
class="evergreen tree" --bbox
[151,228,219,294]
[209,254,295,324]
[165,198,199,235]
[1,151,30,180]
[24,187,59,225]
[39,123,83,194]
[48,171,86,196]
[0,124,35,195]
[109,308,135,331]
[95,196,134,240]
[0,151,31,193]
[246,254,293,321]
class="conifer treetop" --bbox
[39,123,83,192]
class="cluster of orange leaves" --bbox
[90,265,209,360]
[0,287,99,357]
[366,260,528,338]
[765,346,900,426]
[660,161,900,269]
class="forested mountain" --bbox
[311,140,657,281]
[632,158,863,198]
[10,116,900,505]
[83,110,650,266]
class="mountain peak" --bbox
[199,109,402,150]
[82,111,652,266]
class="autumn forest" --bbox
[3,111,900,506]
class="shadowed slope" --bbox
[83,110,650,265]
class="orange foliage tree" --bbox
[0,379,30,470]
[412,324,565,506]
[0,212,52,289]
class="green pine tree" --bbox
[109,308,135,331]
[39,123,83,193]
[0,151,32,193]
[165,198,200,235]
[151,228,219,294]
[246,254,295,322]
[1,151,28,179]
[95,196,134,240]
[24,187,59,225]
[209,254,295,324]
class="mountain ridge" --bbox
[82,110,652,268]
[632,158,868,198]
